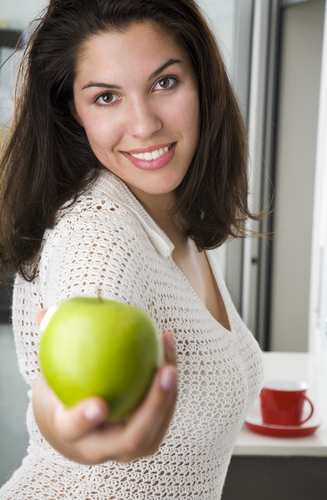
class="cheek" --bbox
[83,116,121,161]
[169,90,200,141]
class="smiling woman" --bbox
[71,23,200,202]
[0,1,264,499]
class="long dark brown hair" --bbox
[0,0,260,282]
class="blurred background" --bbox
[1,0,327,492]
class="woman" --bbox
[0,0,264,498]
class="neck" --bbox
[126,184,186,243]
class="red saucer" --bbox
[245,408,322,437]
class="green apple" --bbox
[39,297,163,419]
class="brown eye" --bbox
[100,93,114,103]
[154,77,177,92]
[159,78,170,88]
[96,92,119,105]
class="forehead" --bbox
[74,21,189,81]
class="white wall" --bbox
[197,0,236,78]
[270,0,325,351]
[0,0,48,30]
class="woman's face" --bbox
[72,21,199,206]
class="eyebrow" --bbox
[81,58,183,90]
[148,58,182,80]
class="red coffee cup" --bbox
[260,380,314,426]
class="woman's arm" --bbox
[33,330,177,465]
[32,210,179,464]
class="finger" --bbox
[128,358,178,460]
[35,309,47,326]
[122,363,178,457]
[162,331,177,365]
[118,334,178,458]
[76,363,178,463]
[53,396,109,443]
[68,335,177,463]
[138,364,178,457]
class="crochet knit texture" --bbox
[0,169,264,500]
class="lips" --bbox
[121,143,176,171]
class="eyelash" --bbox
[94,75,179,107]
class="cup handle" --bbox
[300,395,314,424]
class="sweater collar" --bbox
[93,169,175,259]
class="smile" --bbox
[129,146,170,161]
[122,143,176,171]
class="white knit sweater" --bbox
[0,169,264,500]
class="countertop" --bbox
[234,352,327,456]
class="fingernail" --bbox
[165,332,175,350]
[84,402,105,422]
[160,366,177,392]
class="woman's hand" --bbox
[33,311,178,464]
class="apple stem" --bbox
[97,288,103,303]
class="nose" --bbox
[126,96,162,139]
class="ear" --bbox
[69,100,83,127]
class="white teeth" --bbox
[132,152,142,159]
[130,145,171,161]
